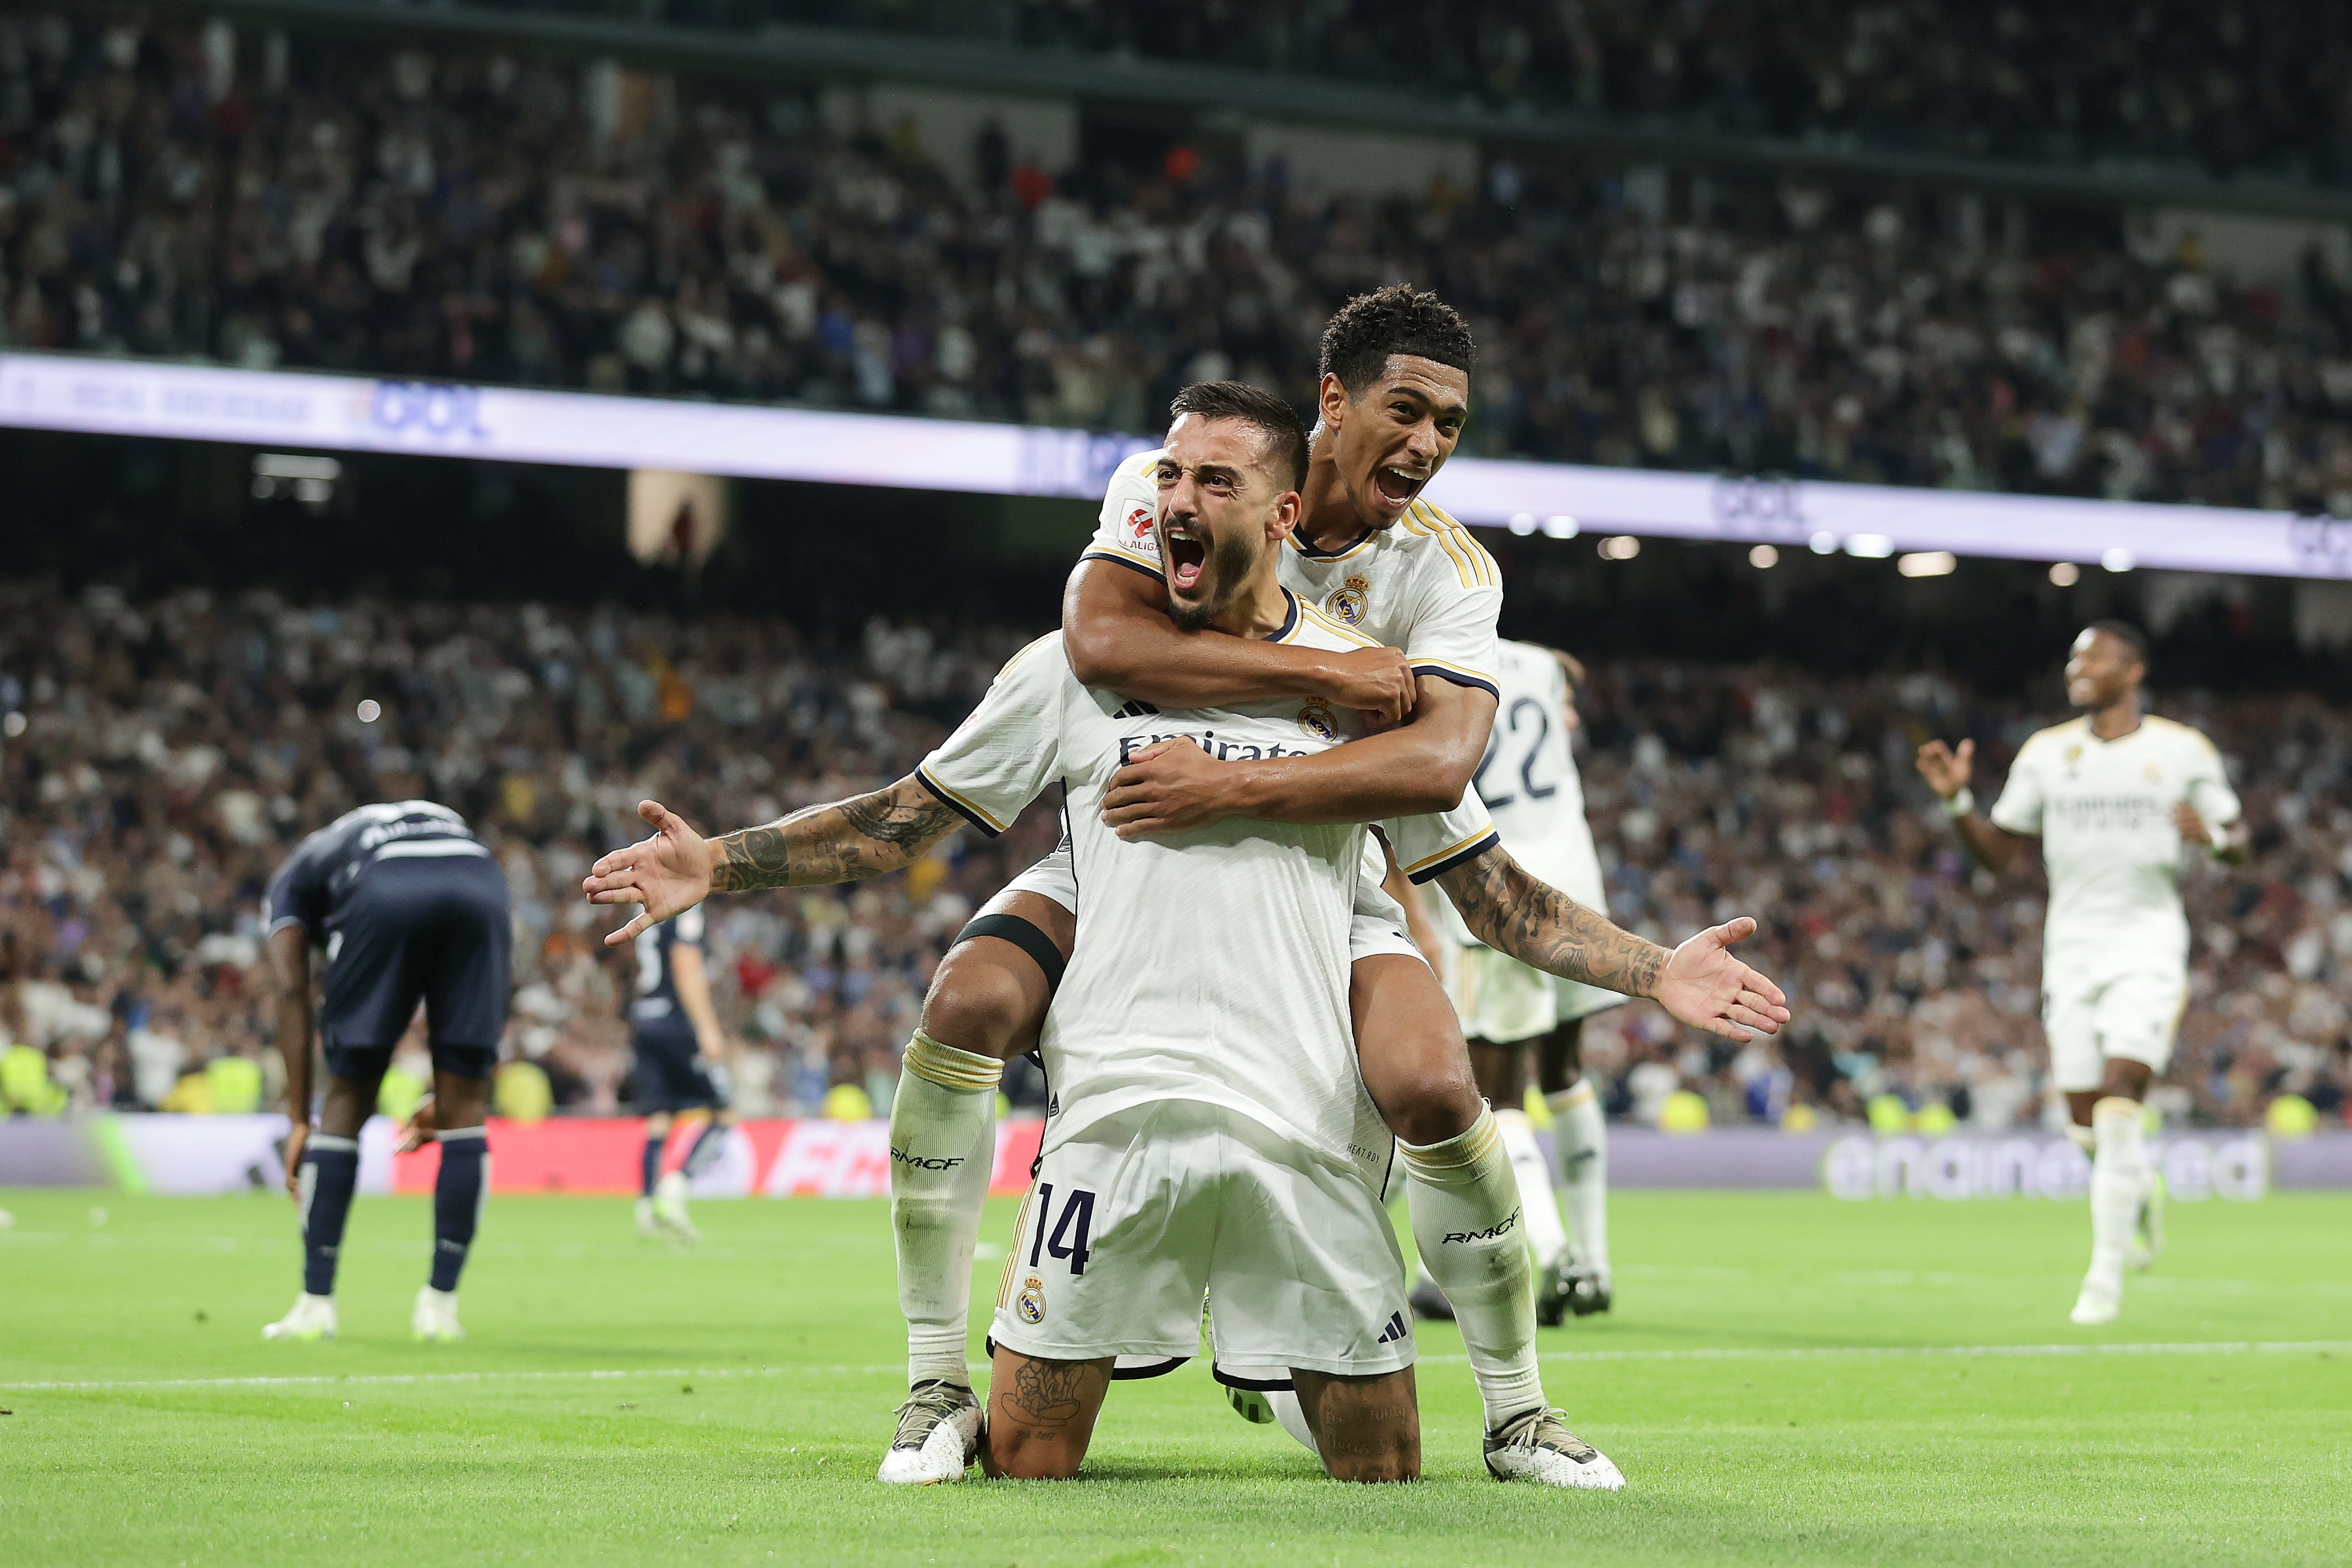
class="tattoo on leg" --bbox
[1005,1359,1095,1431]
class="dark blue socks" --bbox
[641,1132,665,1198]
[299,1135,360,1296]
[430,1127,488,1293]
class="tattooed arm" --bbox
[583,779,966,946]
[1431,843,1793,1043]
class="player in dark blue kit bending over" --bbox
[629,903,737,1243]
[260,801,511,1344]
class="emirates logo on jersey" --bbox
[1126,505,1154,542]
[1325,575,1370,625]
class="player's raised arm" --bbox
[1064,555,1416,722]
[583,779,969,945]
[1430,842,1791,1042]
[1915,737,2034,875]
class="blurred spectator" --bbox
[6,17,2352,510]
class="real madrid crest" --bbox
[2143,761,2163,784]
[1325,575,1370,625]
[1016,1274,1047,1324]
[1297,703,1337,742]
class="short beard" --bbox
[1165,529,1258,633]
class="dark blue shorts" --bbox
[321,853,511,1083]
[631,1020,729,1113]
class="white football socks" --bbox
[1494,1108,1570,1269]
[1402,1106,1545,1428]
[2086,1097,2147,1298]
[890,1030,1001,1389]
[1545,1079,1610,1279]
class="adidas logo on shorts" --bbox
[1374,1311,1410,1345]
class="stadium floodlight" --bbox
[1845,533,1894,559]
[1749,544,1779,568]
[1,711,24,738]
[1809,532,1839,555]
[2050,562,2082,585]
[1897,551,1957,577]
[356,700,382,723]
[1598,535,1641,560]
[1541,515,1579,537]
[1508,512,1538,535]
[2102,548,2136,572]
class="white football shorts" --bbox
[999,843,1426,968]
[989,1098,1413,1378]
[2043,966,2188,1092]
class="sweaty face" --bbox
[1325,355,1471,529]
[1155,415,1290,631]
[2064,628,2142,710]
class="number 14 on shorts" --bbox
[1026,1183,1095,1276]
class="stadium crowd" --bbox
[486,0,2352,188]
[2,579,2345,1131]
[7,16,2352,514]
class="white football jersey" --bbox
[917,610,1499,1175]
[1084,449,1502,701]
[1435,639,1607,947]
[1988,714,2240,972]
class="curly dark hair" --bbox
[1168,379,1310,490]
[1317,284,1477,396]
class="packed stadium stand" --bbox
[6,14,2352,510]
[451,0,2352,186]
[4,579,2344,1129]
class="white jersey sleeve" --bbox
[1398,502,1502,698]
[1079,449,1166,582]
[914,634,1068,837]
[1385,789,1500,886]
[2181,731,2241,828]
[1987,730,2052,837]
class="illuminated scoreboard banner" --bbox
[5,350,2347,580]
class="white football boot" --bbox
[877,1380,981,1484]
[653,1171,699,1244]
[2069,1276,2121,1326]
[635,1196,660,1238]
[412,1285,465,1343]
[1485,1408,1626,1489]
[262,1293,338,1341]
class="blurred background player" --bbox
[628,903,736,1243]
[1916,623,2245,1326]
[260,800,511,1344]
[1407,643,1621,1325]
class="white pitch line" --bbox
[13,1339,2349,1393]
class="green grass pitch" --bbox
[3,1186,2348,1567]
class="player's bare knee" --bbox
[984,1425,1084,1481]
[1380,1064,1481,1146]
[921,947,1045,1062]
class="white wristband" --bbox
[1941,787,1975,819]
[2208,821,2231,852]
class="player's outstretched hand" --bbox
[1101,737,1231,838]
[1656,916,1791,1043]
[583,800,716,945]
[1325,647,1417,727]
[396,1097,437,1154]
[1914,737,1973,800]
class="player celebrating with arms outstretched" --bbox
[1916,622,2245,1325]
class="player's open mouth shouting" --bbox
[1164,520,1209,594]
